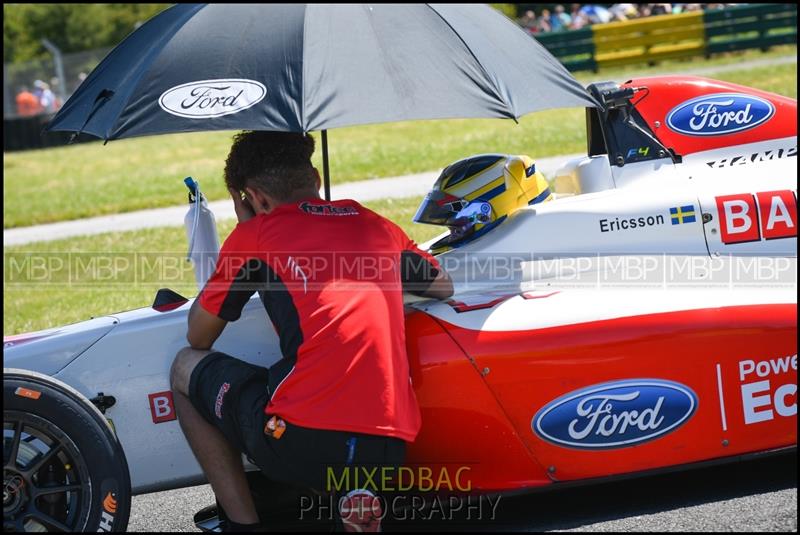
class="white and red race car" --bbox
[4,75,796,532]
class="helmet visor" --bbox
[413,190,467,226]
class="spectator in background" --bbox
[570,11,589,29]
[72,71,89,95]
[519,10,538,35]
[15,85,42,116]
[516,2,710,34]
[552,5,572,31]
[610,3,639,22]
[566,3,589,29]
[538,9,553,33]
[650,4,673,16]
[32,79,44,103]
[34,79,57,112]
[580,4,612,24]
[570,3,582,24]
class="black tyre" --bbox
[3,368,131,532]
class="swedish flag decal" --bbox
[670,205,696,225]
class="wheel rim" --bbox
[4,411,92,532]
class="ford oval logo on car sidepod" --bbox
[532,379,697,449]
[159,79,266,119]
[666,93,775,136]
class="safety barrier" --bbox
[535,3,797,72]
[3,113,96,151]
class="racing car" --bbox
[4,75,797,532]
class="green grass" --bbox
[3,113,583,228]
[3,46,796,229]
[707,62,797,99]
[573,44,798,81]
[3,196,441,335]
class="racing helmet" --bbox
[414,154,551,253]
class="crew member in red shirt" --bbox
[15,86,42,117]
[170,131,453,532]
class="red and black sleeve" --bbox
[198,222,266,322]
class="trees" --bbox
[5,4,521,65]
[490,4,518,20]
[4,4,171,64]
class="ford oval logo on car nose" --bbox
[159,79,266,119]
[532,379,697,449]
[666,93,774,136]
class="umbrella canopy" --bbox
[46,4,599,199]
[47,3,597,139]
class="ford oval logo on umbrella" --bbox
[159,79,266,119]
[666,93,774,136]
[532,379,697,449]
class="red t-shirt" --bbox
[198,198,442,442]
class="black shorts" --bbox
[188,352,406,493]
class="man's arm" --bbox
[400,250,454,300]
[187,298,228,350]
[187,189,262,349]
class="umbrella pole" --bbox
[321,130,331,201]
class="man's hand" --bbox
[421,268,454,300]
[229,187,256,223]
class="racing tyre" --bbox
[3,368,131,532]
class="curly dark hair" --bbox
[224,131,317,202]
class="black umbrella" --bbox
[46,3,598,199]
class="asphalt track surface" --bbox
[129,451,797,532]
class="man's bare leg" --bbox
[170,347,259,525]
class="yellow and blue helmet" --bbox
[414,154,551,253]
